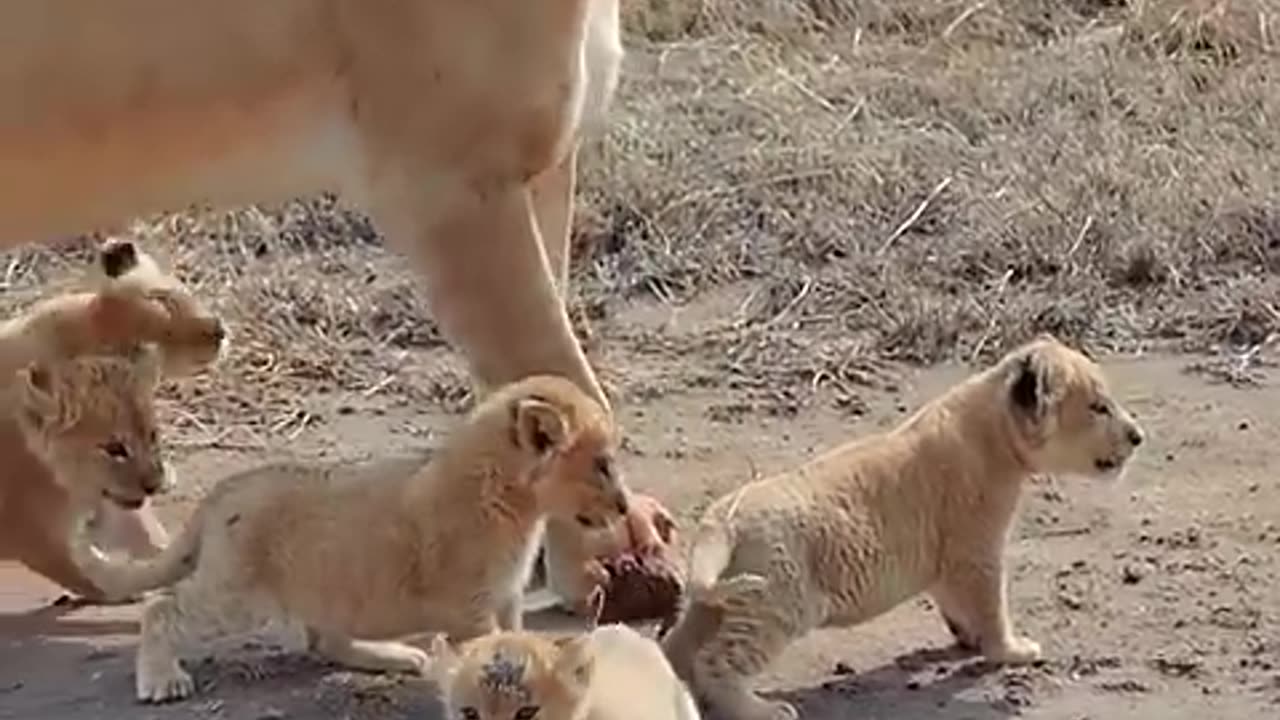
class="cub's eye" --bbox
[460,708,480,720]
[1089,401,1111,416]
[101,441,130,460]
[149,429,158,444]
[514,706,540,720]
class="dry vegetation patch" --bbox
[1,0,1277,437]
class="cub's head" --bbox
[432,631,593,720]
[15,346,170,509]
[473,375,629,531]
[92,238,226,378]
[1000,334,1145,481]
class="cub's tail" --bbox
[69,507,204,602]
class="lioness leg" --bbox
[529,145,578,298]
[370,175,606,411]
[307,631,429,675]
[934,557,1041,664]
[689,590,802,720]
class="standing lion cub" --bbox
[69,374,631,703]
[661,334,1146,720]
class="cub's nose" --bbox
[1126,425,1144,447]
[614,493,629,516]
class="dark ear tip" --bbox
[1010,353,1039,411]
[99,239,138,278]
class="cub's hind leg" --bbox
[306,630,429,675]
[687,579,808,720]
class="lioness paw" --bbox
[987,635,1042,665]
[136,663,195,703]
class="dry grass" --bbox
[2,0,1278,435]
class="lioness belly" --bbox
[0,0,354,243]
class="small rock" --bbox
[1121,564,1146,585]
[834,662,855,676]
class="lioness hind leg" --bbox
[307,631,429,676]
[935,559,1041,665]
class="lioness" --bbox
[0,346,170,600]
[0,240,224,601]
[433,624,700,720]
[69,374,631,703]
[660,334,1146,720]
[0,0,632,611]
[0,1,619,410]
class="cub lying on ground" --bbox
[660,334,1146,720]
[0,346,170,600]
[0,240,224,601]
[70,374,631,703]
[434,623,700,720]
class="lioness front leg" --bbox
[371,175,606,411]
[307,630,429,676]
[529,146,578,298]
[935,556,1041,665]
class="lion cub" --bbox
[434,624,700,720]
[0,238,226,379]
[0,239,222,602]
[0,346,170,599]
[661,334,1147,720]
[69,375,631,703]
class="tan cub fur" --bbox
[660,334,1147,720]
[433,624,700,720]
[68,375,631,703]
[0,241,223,600]
[0,346,170,599]
[0,239,226,380]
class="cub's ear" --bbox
[513,396,570,456]
[99,239,139,279]
[552,635,595,688]
[17,361,62,431]
[1009,352,1042,419]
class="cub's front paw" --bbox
[136,662,195,703]
[986,635,1042,665]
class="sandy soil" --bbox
[2,352,1276,720]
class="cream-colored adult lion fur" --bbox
[433,623,700,720]
[660,334,1147,720]
[0,0,626,609]
[0,241,224,601]
[68,375,631,703]
[0,346,171,600]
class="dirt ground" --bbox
[3,1,1280,718]
[3,339,1278,719]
